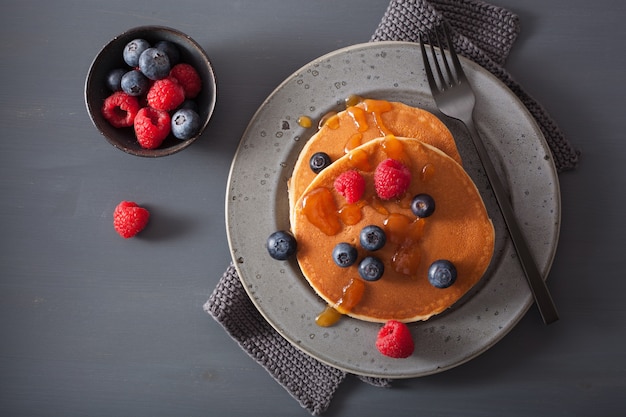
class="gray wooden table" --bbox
[1,1,625,416]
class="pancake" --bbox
[288,99,461,218]
[291,136,494,323]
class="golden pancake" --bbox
[288,99,461,218]
[292,136,494,323]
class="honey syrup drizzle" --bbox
[384,214,426,276]
[297,115,312,128]
[319,111,339,129]
[347,148,372,171]
[302,98,438,326]
[344,133,363,153]
[301,135,410,237]
[315,278,366,327]
[362,99,393,137]
[346,106,369,133]
[338,201,365,225]
[301,187,342,236]
[343,98,395,153]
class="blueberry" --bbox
[154,40,180,66]
[358,256,385,281]
[332,242,358,268]
[179,99,199,113]
[171,109,201,140]
[428,260,457,288]
[106,68,127,92]
[309,152,331,174]
[266,231,297,260]
[123,38,151,67]
[138,47,171,80]
[359,225,386,251]
[411,193,436,218]
[120,70,150,96]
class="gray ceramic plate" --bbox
[225,42,560,378]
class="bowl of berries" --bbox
[85,26,217,157]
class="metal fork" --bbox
[419,25,559,325]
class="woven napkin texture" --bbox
[205,0,579,415]
[372,0,579,172]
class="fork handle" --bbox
[464,118,559,325]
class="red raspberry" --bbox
[169,63,202,99]
[146,77,185,111]
[133,107,171,149]
[113,201,150,238]
[334,170,365,204]
[101,91,140,128]
[374,158,411,200]
[375,320,414,358]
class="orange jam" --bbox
[344,133,363,153]
[384,214,425,244]
[362,98,392,113]
[315,278,366,327]
[384,214,426,275]
[344,94,364,107]
[370,198,390,216]
[335,278,366,314]
[339,202,364,225]
[297,115,312,128]
[392,244,422,276]
[347,106,369,132]
[348,148,373,171]
[315,306,342,327]
[382,135,408,164]
[362,99,393,136]
[319,111,339,129]
[301,188,342,236]
[398,193,413,210]
[421,163,435,182]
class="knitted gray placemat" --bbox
[372,0,580,172]
[205,1,579,415]
[204,264,390,415]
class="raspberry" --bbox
[101,91,140,128]
[374,158,411,200]
[133,107,171,149]
[334,170,365,204]
[146,77,185,111]
[169,63,202,99]
[113,201,150,238]
[375,320,414,358]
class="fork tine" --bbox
[441,24,466,83]
[433,27,456,87]
[419,33,437,92]
[419,23,559,325]
[427,32,447,89]
[420,26,459,91]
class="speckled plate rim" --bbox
[225,41,560,378]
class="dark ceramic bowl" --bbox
[85,26,217,157]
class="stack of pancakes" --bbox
[288,99,494,323]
